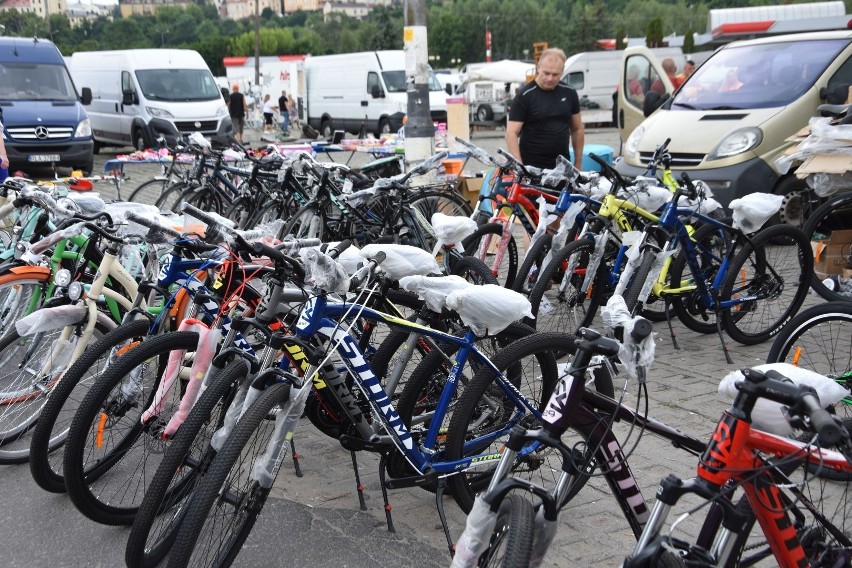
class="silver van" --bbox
[615,31,852,223]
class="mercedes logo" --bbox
[194,121,201,128]
[34,126,49,139]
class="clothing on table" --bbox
[508,82,581,169]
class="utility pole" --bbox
[254,0,261,86]
[403,0,432,166]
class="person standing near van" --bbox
[278,91,290,134]
[0,117,8,182]
[229,84,248,143]
[262,94,276,133]
[505,47,585,170]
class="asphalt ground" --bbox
[0,125,831,567]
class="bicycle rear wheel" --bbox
[801,192,852,301]
[445,332,613,513]
[720,225,810,345]
[462,223,519,289]
[167,381,292,568]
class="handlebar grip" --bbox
[324,239,353,259]
[125,211,182,239]
[181,202,222,228]
[276,237,322,253]
[247,240,306,282]
[588,153,609,170]
[630,318,653,343]
[801,392,845,447]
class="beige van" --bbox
[615,31,852,222]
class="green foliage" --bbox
[683,27,695,53]
[645,16,663,47]
[615,27,627,50]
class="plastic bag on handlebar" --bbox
[676,180,723,215]
[729,192,783,234]
[18,187,78,219]
[340,185,379,207]
[719,363,849,437]
[600,295,656,381]
[316,241,363,275]
[359,243,440,280]
[586,174,611,200]
[431,212,478,254]
[66,192,106,215]
[301,248,350,294]
[412,151,449,176]
[446,284,533,336]
[540,155,576,188]
[183,209,236,244]
[188,131,212,150]
[104,202,161,224]
[399,274,473,313]
[236,219,284,244]
[618,178,671,212]
[22,221,88,261]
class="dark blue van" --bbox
[0,37,94,174]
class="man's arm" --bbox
[570,113,584,170]
[505,120,524,163]
[0,128,8,169]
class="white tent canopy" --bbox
[459,60,535,84]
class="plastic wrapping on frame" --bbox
[581,232,608,294]
[541,200,586,269]
[529,508,559,568]
[23,221,87,260]
[252,383,309,489]
[210,384,250,452]
[637,249,676,305]
[301,248,351,294]
[398,274,474,313]
[524,196,559,268]
[729,192,783,234]
[613,239,642,298]
[430,212,477,254]
[601,294,656,382]
[15,304,87,336]
[718,363,849,437]
[445,283,533,336]
[358,243,440,280]
[449,496,498,568]
[807,171,852,197]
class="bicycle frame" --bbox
[294,294,543,475]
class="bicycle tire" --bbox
[29,318,151,492]
[128,177,171,205]
[126,358,250,568]
[155,181,193,213]
[622,248,657,315]
[0,322,107,464]
[720,224,811,346]
[801,191,852,301]
[183,184,225,216]
[462,223,520,289]
[478,494,536,568]
[445,332,613,513]
[513,233,552,295]
[167,381,292,568]
[224,194,256,229]
[282,204,324,241]
[669,222,735,335]
[526,238,602,334]
[0,272,50,346]
[63,331,200,525]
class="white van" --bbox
[305,50,448,138]
[616,31,852,219]
[70,49,232,150]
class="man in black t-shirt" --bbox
[506,48,585,170]
[229,84,248,143]
[278,90,289,134]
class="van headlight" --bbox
[625,126,644,159]
[216,104,227,117]
[146,107,174,119]
[75,119,92,138]
[708,127,763,160]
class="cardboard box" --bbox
[814,229,852,276]
[461,176,485,209]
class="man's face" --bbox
[536,55,564,91]
[684,63,695,76]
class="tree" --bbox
[615,26,627,50]
[683,27,695,54]
[645,16,663,48]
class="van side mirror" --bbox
[445,84,452,95]
[80,87,92,105]
[122,89,136,106]
[371,84,383,99]
[642,92,669,117]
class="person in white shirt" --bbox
[262,94,277,133]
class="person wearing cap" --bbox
[677,59,696,85]
[229,84,249,143]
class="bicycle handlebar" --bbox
[125,211,183,240]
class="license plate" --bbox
[28,154,61,163]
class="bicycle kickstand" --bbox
[377,452,396,533]
[715,316,735,365]
[349,450,368,511]
[290,438,303,478]
[663,298,680,351]
[435,478,455,557]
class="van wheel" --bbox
[771,176,819,244]
[476,105,494,122]
[92,141,101,155]
[321,120,333,140]
[79,158,94,176]
[133,129,147,151]
[378,118,391,136]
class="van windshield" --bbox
[381,70,443,93]
[0,63,78,101]
[136,69,221,102]
[672,38,850,110]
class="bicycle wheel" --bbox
[720,224,811,346]
[128,177,171,205]
[224,194,256,230]
[445,332,613,513]
[766,301,852,480]
[183,184,225,216]
[155,181,193,213]
[167,381,292,568]
[126,358,250,568]
[802,192,852,301]
[477,493,536,568]
[0,322,106,464]
[526,238,605,334]
[669,222,735,334]
[29,318,150,492]
[0,272,48,337]
[63,331,200,525]
[463,223,520,289]
[282,204,324,240]
[513,233,552,295]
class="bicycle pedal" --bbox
[384,470,438,490]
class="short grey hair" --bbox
[539,48,567,66]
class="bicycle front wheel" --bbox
[463,223,520,289]
[282,204,325,240]
[802,191,852,301]
[720,224,810,345]
[477,493,536,568]
[167,381,292,568]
